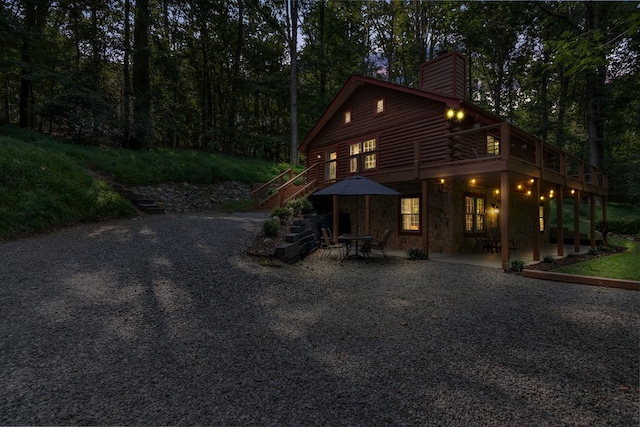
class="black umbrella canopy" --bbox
[313,174,400,196]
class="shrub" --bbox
[271,207,292,221]
[543,255,555,263]
[285,198,314,216]
[588,248,598,255]
[262,219,280,236]
[407,248,428,260]
[507,257,525,272]
[606,218,640,235]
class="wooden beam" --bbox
[332,195,339,238]
[422,179,429,256]
[556,184,564,257]
[500,171,510,271]
[532,178,540,261]
[590,194,596,249]
[365,195,371,234]
[574,190,581,253]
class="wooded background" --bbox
[1,1,638,202]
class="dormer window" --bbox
[344,110,351,124]
[376,98,384,114]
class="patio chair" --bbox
[363,229,392,262]
[472,229,493,252]
[489,227,502,253]
[320,227,345,260]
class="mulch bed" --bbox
[525,246,627,271]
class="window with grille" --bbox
[465,194,486,233]
[349,138,377,173]
[400,197,420,232]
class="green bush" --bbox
[271,207,292,221]
[543,255,555,263]
[507,257,525,272]
[262,219,280,236]
[285,198,313,216]
[606,218,640,235]
[407,248,428,260]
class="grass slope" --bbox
[552,237,640,281]
[0,126,292,240]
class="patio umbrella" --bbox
[313,174,400,234]
[313,174,401,197]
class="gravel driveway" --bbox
[1,213,638,426]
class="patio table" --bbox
[338,234,373,260]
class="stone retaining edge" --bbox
[522,270,640,291]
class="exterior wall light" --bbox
[446,108,464,122]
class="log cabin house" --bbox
[257,51,608,269]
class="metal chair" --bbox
[363,229,392,262]
[472,229,493,252]
[320,228,345,260]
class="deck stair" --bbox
[253,166,319,212]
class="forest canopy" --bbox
[1,1,639,201]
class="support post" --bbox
[590,194,596,249]
[532,178,540,261]
[574,190,580,253]
[332,195,339,238]
[365,195,371,235]
[500,171,509,271]
[422,179,429,257]
[556,184,564,257]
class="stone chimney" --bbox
[418,51,467,99]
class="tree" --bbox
[132,0,151,149]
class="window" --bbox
[326,151,337,181]
[465,194,486,233]
[376,98,384,114]
[349,138,377,173]
[539,205,545,231]
[349,143,361,173]
[487,135,500,155]
[400,197,420,232]
[344,110,351,124]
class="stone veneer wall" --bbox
[320,182,540,255]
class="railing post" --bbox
[500,123,510,160]
[414,141,420,178]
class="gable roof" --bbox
[300,74,502,152]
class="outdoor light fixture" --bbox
[540,196,545,201]
[470,178,476,184]
[517,184,522,190]
[527,190,532,196]
[491,203,500,214]
[446,108,465,122]
[437,178,448,193]
[571,189,575,195]
[530,178,535,183]
[495,189,500,195]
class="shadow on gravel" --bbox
[1,214,638,426]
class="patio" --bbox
[384,244,595,270]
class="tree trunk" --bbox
[123,0,132,147]
[584,2,606,169]
[19,1,36,128]
[132,0,151,149]
[289,0,299,166]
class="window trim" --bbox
[325,149,337,181]
[375,97,385,115]
[486,134,500,155]
[347,134,379,174]
[343,109,352,125]
[463,192,487,236]
[398,194,421,235]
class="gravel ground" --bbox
[1,213,638,426]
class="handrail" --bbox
[253,168,293,208]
